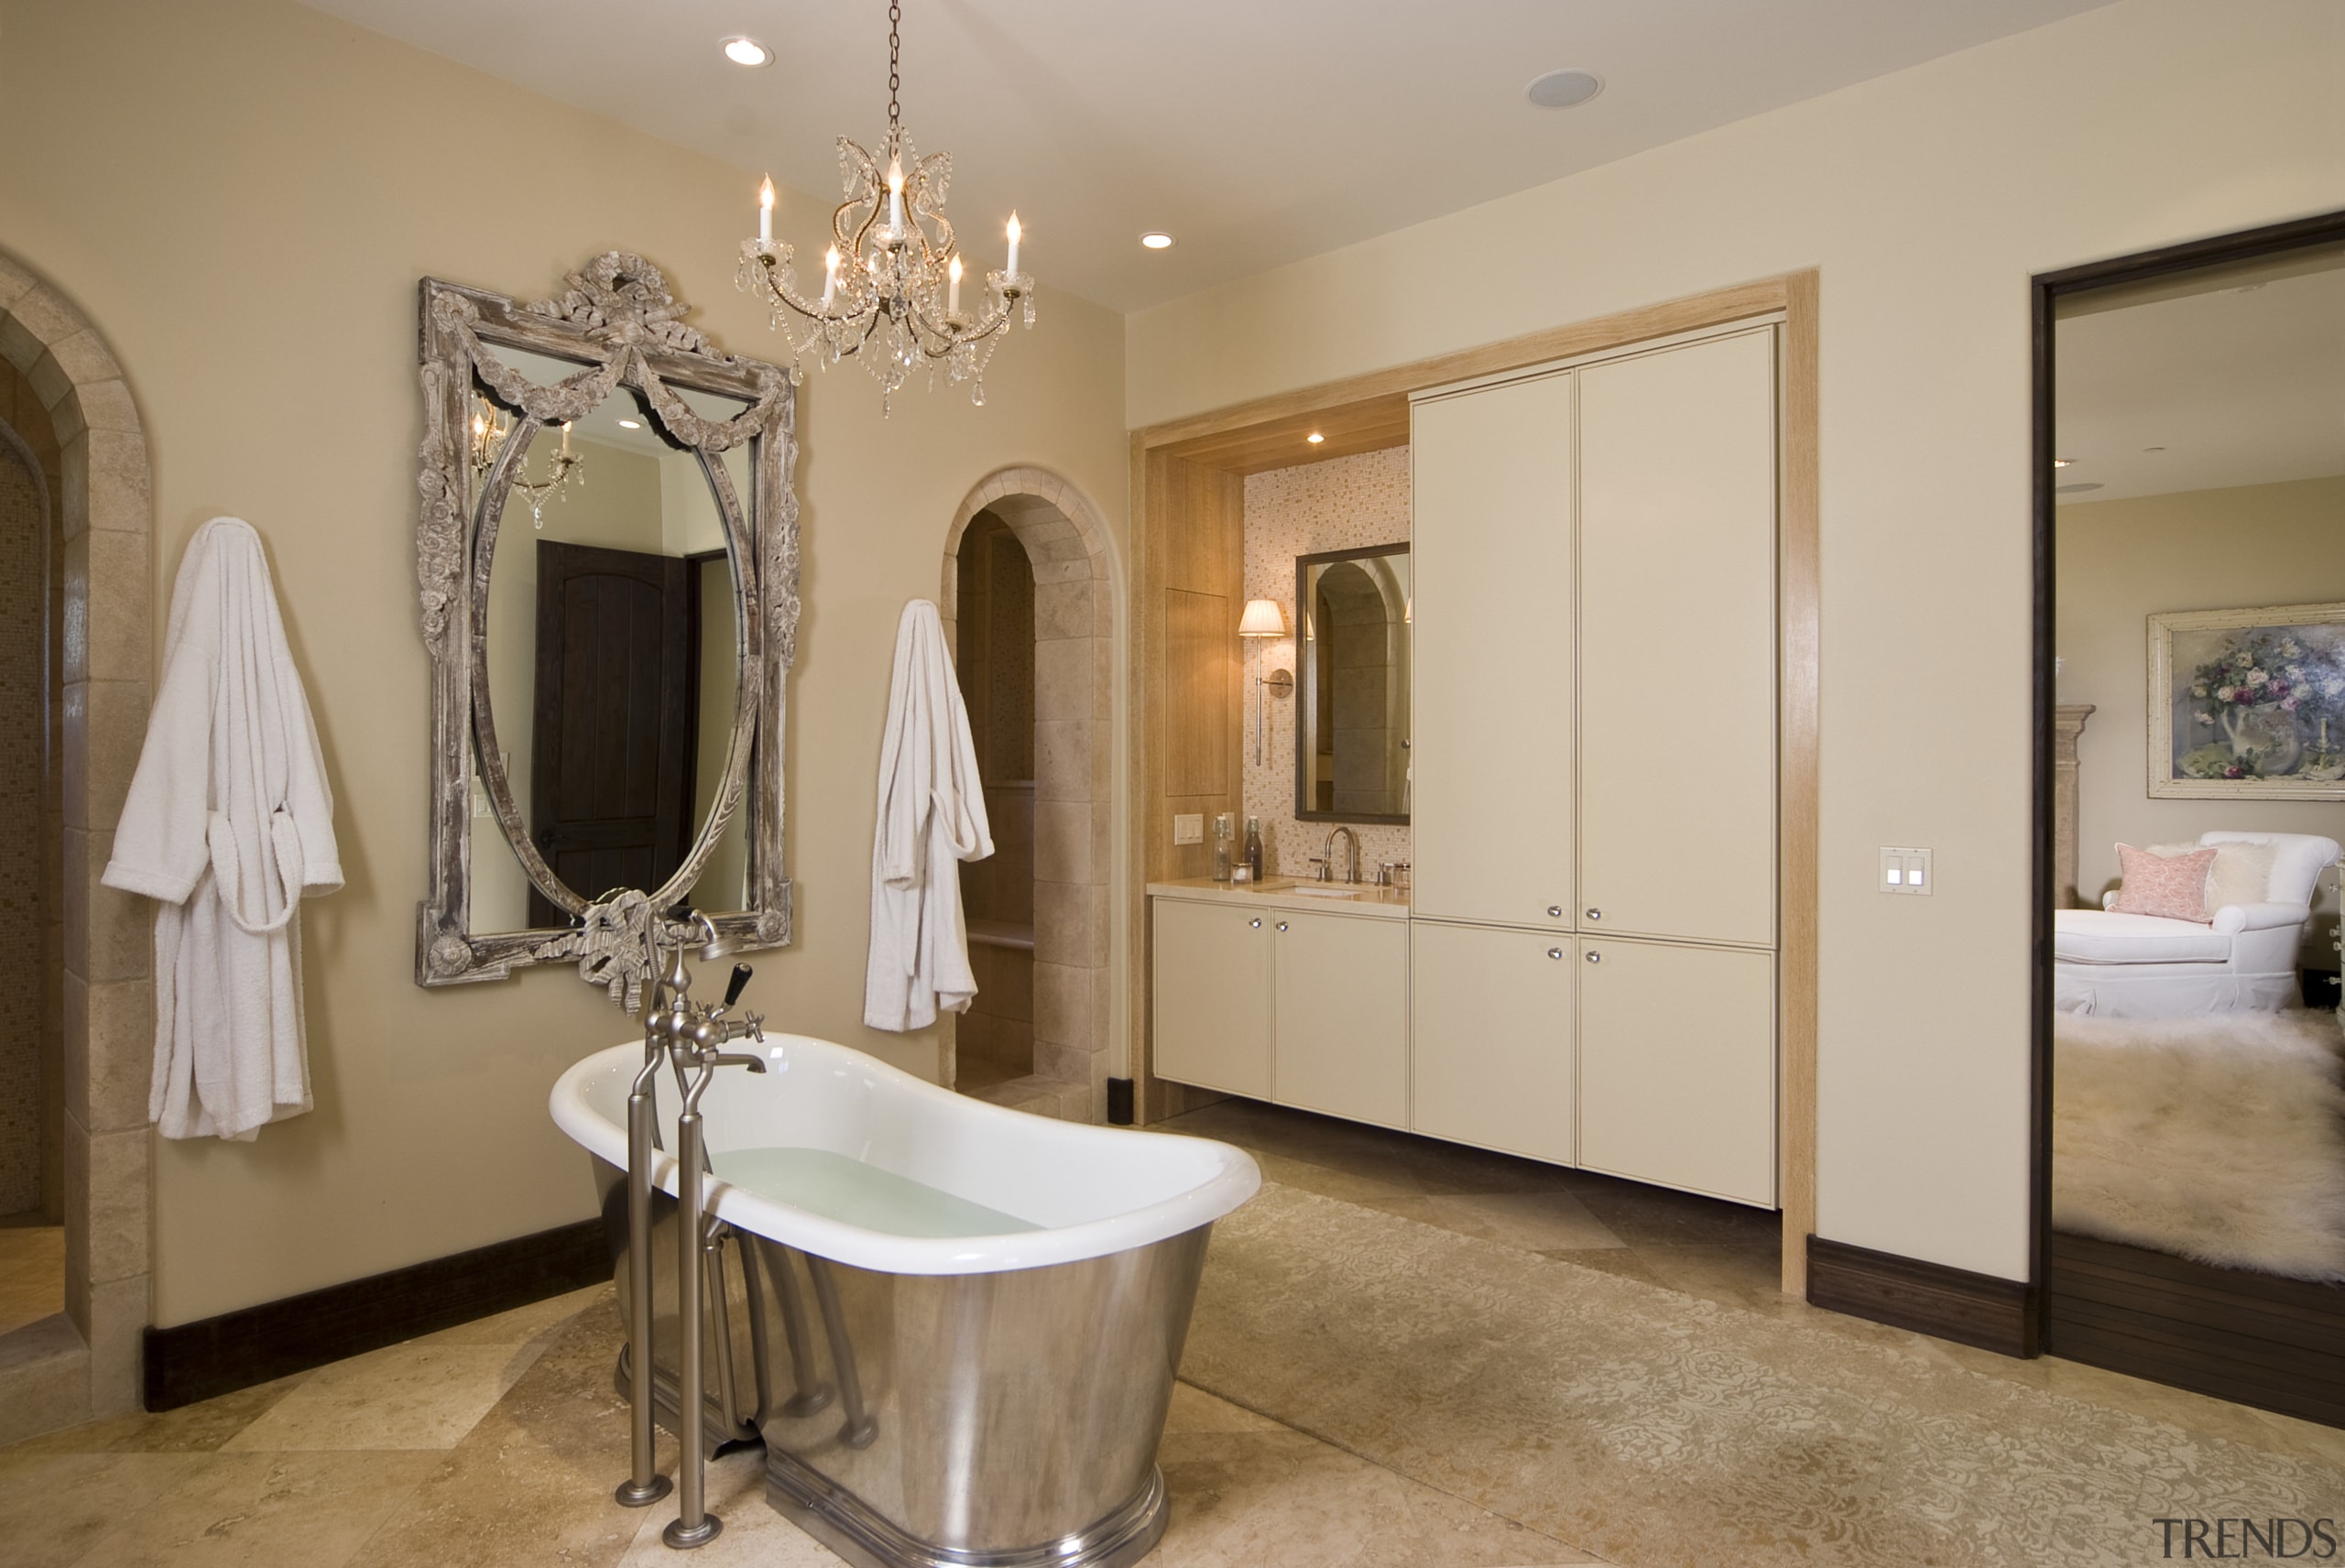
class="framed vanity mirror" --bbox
[413,253,799,995]
[1294,543,1411,824]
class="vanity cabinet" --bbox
[1409,920,1575,1163]
[1576,937,1776,1206]
[1272,909,1409,1127]
[1407,372,1577,931]
[1151,892,1408,1127]
[1151,898,1272,1098]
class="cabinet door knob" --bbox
[1547,947,1564,961]
[1547,905,1564,919]
[1585,950,1602,964]
[1249,918,1261,929]
[1585,908,1602,921]
[1276,921,1289,932]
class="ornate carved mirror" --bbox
[414,254,798,1004]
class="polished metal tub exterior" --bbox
[591,1160,1216,1568]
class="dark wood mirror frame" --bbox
[412,253,799,996]
[1292,542,1412,826]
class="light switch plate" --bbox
[1172,813,1204,846]
[1880,845,1933,896]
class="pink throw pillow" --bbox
[2111,843,2216,923]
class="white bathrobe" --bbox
[864,600,993,1032]
[103,517,341,1141]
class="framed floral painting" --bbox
[2148,602,2345,799]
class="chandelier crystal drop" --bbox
[736,0,1034,412]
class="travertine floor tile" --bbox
[222,1342,547,1453]
[9,1372,311,1455]
[1165,1380,1283,1434]
[1397,1192,1625,1253]
[0,1450,205,1568]
[0,1224,65,1335]
[1629,1243,1787,1310]
[616,1445,843,1566]
[1154,1429,1598,1566]
[71,1449,440,1568]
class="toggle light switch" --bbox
[1880,846,1933,896]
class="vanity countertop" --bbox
[1147,877,1412,920]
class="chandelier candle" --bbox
[734,0,1035,409]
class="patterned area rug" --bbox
[1181,1183,2345,1567]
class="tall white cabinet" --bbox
[1410,324,1780,1208]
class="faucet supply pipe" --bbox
[662,1047,725,1551]
[614,1039,674,1510]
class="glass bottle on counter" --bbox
[1243,815,1265,882]
[1211,812,1234,882]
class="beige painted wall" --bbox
[0,0,1129,1324]
[2057,475,2345,953]
[1128,0,2345,1279]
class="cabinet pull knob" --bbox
[1249,918,1261,929]
[1547,947,1564,960]
[1276,921,1289,932]
[1585,908,1602,921]
[1547,905,1564,919]
[1585,950,1602,964]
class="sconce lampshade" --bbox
[1238,598,1288,637]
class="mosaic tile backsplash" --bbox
[1242,446,1412,880]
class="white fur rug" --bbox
[2055,1009,2345,1280]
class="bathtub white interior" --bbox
[552,1037,1260,1274]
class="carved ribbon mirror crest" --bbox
[414,253,799,1006]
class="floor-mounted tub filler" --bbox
[550,1028,1260,1567]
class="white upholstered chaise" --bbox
[2053,830,2340,1018]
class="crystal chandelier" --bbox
[736,0,1034,411]
[470,396,583,530]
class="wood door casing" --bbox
[1577,329,1779,948]
[1272,910,1409,1128]
[1408,370,1577,930]
[1411,920,1576,1163]
[529,539,695,925]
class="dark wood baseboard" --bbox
[1806,1235,2038,1356]
[2047,1230,2345,1429]
[143,1219,611,1411]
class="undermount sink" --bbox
[1253,881,1368,898]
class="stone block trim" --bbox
[941,468,1119,1124]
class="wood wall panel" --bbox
[1164,589,1231,798]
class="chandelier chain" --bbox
[887,0,901,133]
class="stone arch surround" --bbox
[940,467,1118,1123]
[0,247,156,1440]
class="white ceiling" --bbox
[300,0,2110,311]
[2056,261,2345,506]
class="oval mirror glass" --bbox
[470,345,755,931]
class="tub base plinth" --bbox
[764,1452,1170,1568]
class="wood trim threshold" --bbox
[2047,1230,2345,1429]
[1807,1235,2038,1357]
[143,1219,611,1411]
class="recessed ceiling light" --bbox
[616,418,643,430]
[1306,432,1325,445]
[1525,69,1603,110]
[2053,457,2075,468]
[2056,481,2103,494]
[1140,232,1174,250]
[722,36,772,67]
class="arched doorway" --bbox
[940,468,1118,1123]
[0,247,157,1439]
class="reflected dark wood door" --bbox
[529,540,694,927]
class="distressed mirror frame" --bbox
[413,253,799,996]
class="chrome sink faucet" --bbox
[1322,825,1361,885]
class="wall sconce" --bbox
[1240,598,1292,765]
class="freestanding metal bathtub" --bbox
[549,1034,1260,1568]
